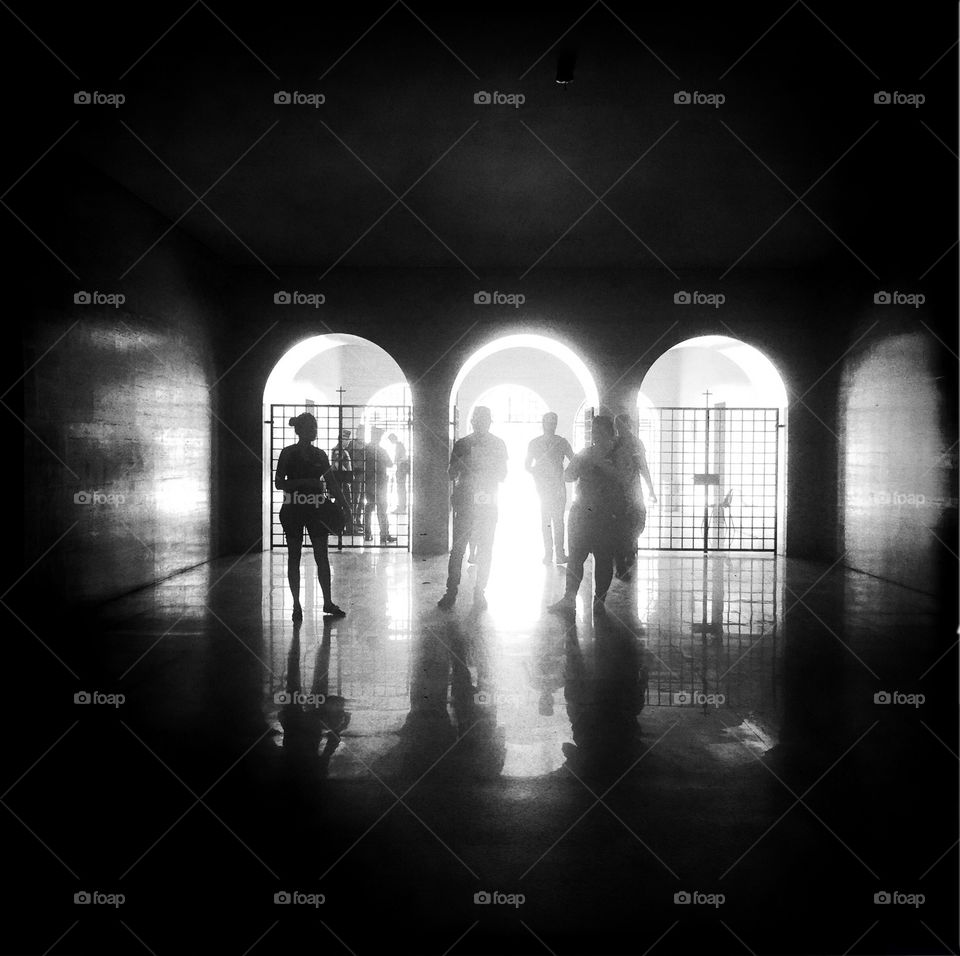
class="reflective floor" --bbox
[7,546,956,954]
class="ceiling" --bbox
[15,2,955,275]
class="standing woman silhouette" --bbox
[275,412,352,621]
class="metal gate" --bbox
[641,407,779,551]
[270,403,412,549]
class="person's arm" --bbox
[323,462,351,522]
[563,453,582,483]
[274,447,292,492]
[448,440,465,483]
[524,438,537,474]
[496,439,508,484]
[562,438,574,466]
[637,444,656,502]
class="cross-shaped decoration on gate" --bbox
[336,386,346,405]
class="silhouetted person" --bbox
[362,425,396,543]
[344,429,366,523]
[525,411,574,565]
[387,432,409,514]
[331,428,355,533]
[438,406,507,610]
[275,413,350,620]
[548,416,621,615]
[613,413,657,579]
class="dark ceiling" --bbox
[6,2,956,276]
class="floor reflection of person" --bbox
[525,412,574,566]
[275,412,351,621]
[548,415,621,615]
[438,406,508,611]
[613,413,657,580]
[447,618,507,779]
[561,612,648,778]
[278,620,351,777]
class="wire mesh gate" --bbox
[270,404,412,549]
[641,407,779,552]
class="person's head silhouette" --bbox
[592,415,616,453]
[290,412,317,443]
[471,406,492,435]
[542,412,558,435]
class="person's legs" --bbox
[594,549,614,603]
[551,487,567,560]
[443,507,472,596]
[376,492,392,540]
[309,531,333,606]
[474,506,498,596]
[363,498,374,540]
[397,468,408,512]
[281,506,305,619]
[538,491,553,561]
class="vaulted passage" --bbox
[9,6,957,955]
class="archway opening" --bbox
[450,334,600,614]
[638,335,788,553]
[263,334,412,550]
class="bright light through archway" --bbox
[469,384,549,570]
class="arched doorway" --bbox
[638,335,788,553]
[449,334,600,604]
[263,334,412,550]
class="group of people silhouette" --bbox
[275,407,655,621]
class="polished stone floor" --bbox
[6,540,957,955]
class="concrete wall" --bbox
[17,159,226,608]
[840,323,958,595]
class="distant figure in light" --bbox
[438,406,508,611]
[362,425,396,544]
[275,412,351,621]
[331,429,355,534]
[548,415,620,615]
[525,412,574,565]
[387,432,410,514]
